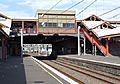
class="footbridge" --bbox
[9,14,120,57]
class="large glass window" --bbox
[53,23,57,27]
[58,23,63,27]
[39,22,75,28]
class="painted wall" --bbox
[0,47,2,60]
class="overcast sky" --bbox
[0,0,120,20]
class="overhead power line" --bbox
[99,6,120,16]
[44,0,63,14]
[108,13,120,19]
[77,0,97,16]
[61,0,84,14]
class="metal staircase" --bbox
[81,28,109,56]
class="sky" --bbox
[0,0,120,20]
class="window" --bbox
[39,23,42,27]
[53,23,57,27]
[38,22,75,28]
[63,23,75,28]
[70,23,75,28]
[58,23,63,27]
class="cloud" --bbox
[1,0,120,20]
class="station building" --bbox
[0,9,120,62]
[36,9,76,34]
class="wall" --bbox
[0,47,2,60]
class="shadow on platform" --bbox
[34,56,57,60]
[0,57,27,84]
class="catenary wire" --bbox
[76,0,97,16]
[61,0,84,14]
[99,6,120,16]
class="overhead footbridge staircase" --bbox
[78,15,120,56]
[81,27,109,56]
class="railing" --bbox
[11,27,76,36]
[12,28,37,34]
[23,28,36,34]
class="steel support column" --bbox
[36,21,38,33]
[83,35,86,55]
[106,38,109,56]
[22,21,24,32]
[78,26,81,56]
[94,45,96,56]
[92,44,94,55]
[21,21,24,57]
[21,29,23,57]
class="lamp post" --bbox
[78,26,81,56]
[21,29,23,57]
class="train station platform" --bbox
[0,56,69,84]
[59,54,120,66]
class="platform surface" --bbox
[0,56,69,84]
[59,54,120,66]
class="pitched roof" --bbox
[0,13,11,19]
[81,21,104,29]
[83,14,103,21]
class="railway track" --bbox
[41,60,84,84]
[58,57,120,76]
[41,59,120,84]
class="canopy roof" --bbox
[81,15,120,38]
[93,28,120,38]
[82,21,104,29]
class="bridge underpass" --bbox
[9,34,78,57]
